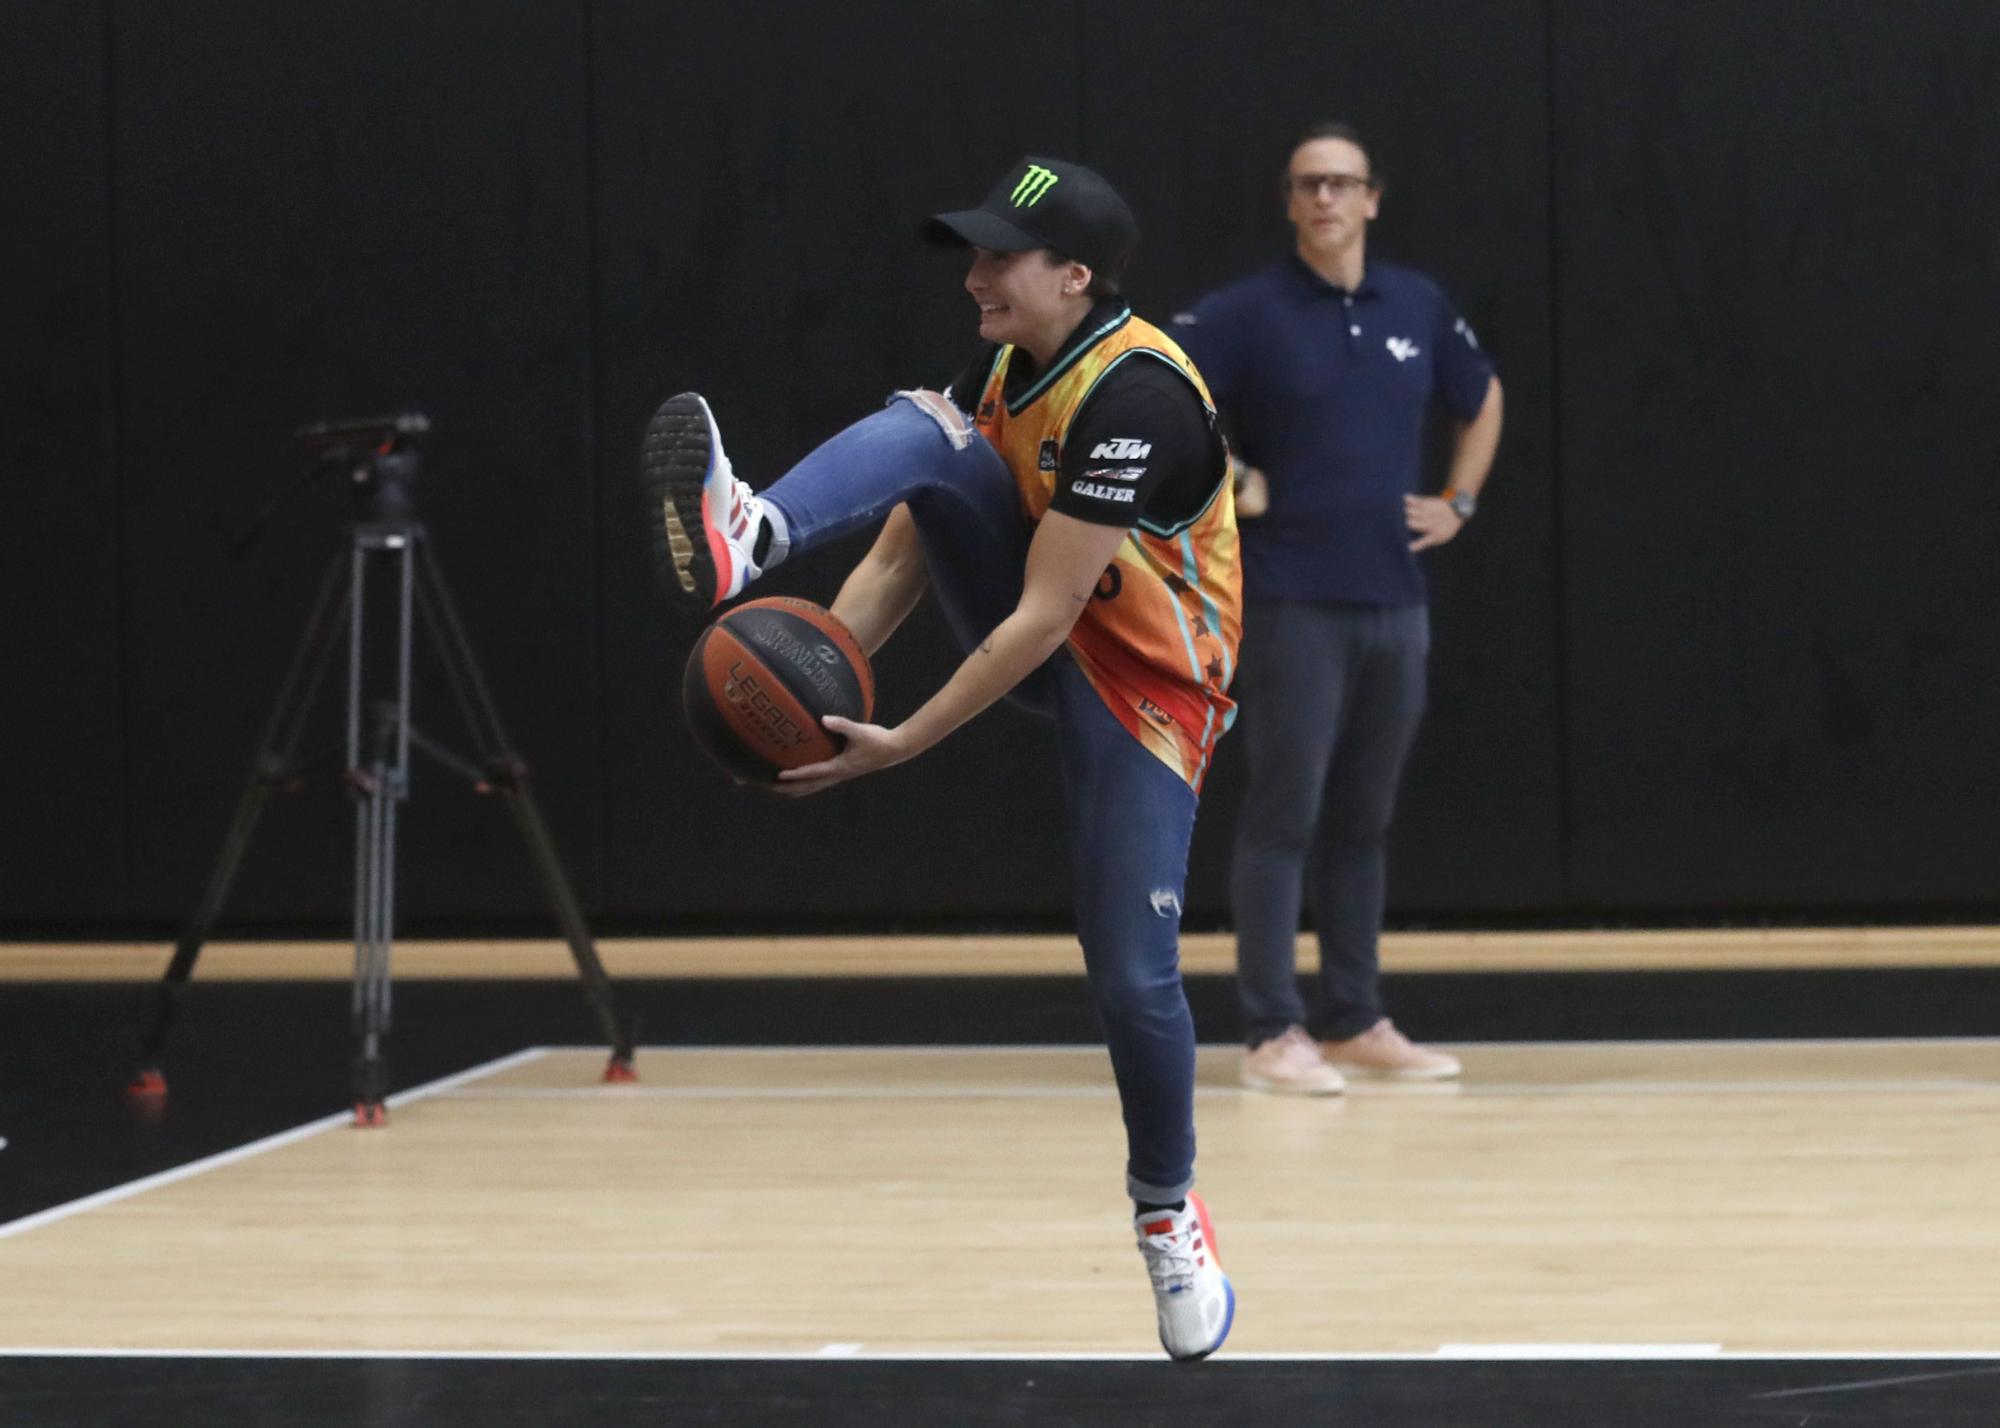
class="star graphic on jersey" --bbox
[1206,654,1225,683]
[1192,615,1209,637]
[1163,572,1191,596]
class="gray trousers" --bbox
[1230,600,1429,1046]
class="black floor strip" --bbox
[1,1357,1996,1428]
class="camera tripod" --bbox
[131,414,636,1124]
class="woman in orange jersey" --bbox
[642,157,1239,1360]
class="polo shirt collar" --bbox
[1285,251,1380,300]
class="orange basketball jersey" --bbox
[973,310,1242,790]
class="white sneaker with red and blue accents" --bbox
[640,391,783,607]
[1135,1192,1234,1361]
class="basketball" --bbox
[683,597,876,784]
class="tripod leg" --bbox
[133,547,354,1098]
[350,745,397,1127]
[413,540,637,1079]
[501,783,637,1077]
[346,539,411,1128]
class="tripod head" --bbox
[226,411,435,559]
[299,412,432,523]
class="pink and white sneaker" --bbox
[640,391,782,606]
[1241,1025,1346,1096]
[1322,1018,1463,1081]
[1135,1192,1235,1361]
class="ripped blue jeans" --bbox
[760,393,1200,1202]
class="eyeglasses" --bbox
[1287,173,1374,199]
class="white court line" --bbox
[1439,1343,1721,1359]
[533,1044,1136,1056]
[1438,1035,2000,1051]
[0,1046,547,1244]
[441,1081,2000,1102]
[432,1042,1998,1102]
[1459,1079,2000,1097]
[441,1078,2000,1102]
[444,1085,1126,1101]
[0,1347,1995,1363]
[531,1036,2000,1054]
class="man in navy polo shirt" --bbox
[1172,122,1502,1094]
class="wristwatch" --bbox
[1444,488,1477,520]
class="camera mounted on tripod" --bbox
[139,405,636,1118]
[297,411,432,521]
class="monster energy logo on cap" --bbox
[923,156,1140,281]
[1010,165,1060,208]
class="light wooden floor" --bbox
[8,925,2000,979]
[3,1039,1997,1356]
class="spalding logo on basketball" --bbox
[683,597,876,785]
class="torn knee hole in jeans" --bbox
[894,388,974,450]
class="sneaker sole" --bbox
[639,393,722,605]
[1166,1277,1235,1363]
[1327,1062,1463,1082]
[1239,1071,1346,1096]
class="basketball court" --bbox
[4,935,1998,1423]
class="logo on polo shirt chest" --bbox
[1386,337,1422,362]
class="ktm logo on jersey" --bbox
[1090,438,1151,460]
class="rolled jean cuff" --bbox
[1128,1170,1196,1204]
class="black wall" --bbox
[1551,1,2000,911]
[3,1,1996,934]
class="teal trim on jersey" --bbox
[1135,459,1228,539]
[1081,344,1214,415]
[1178,529,1232,690]
[1003,307,1134,414]
[1163,557,1207,693]
[1111,344,1216,414]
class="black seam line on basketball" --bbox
[771,599,874,712]
[725,608,868,721]
[682,629,783,784]
[691,624,838,776]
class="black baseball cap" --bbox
[923,156,1139,277]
